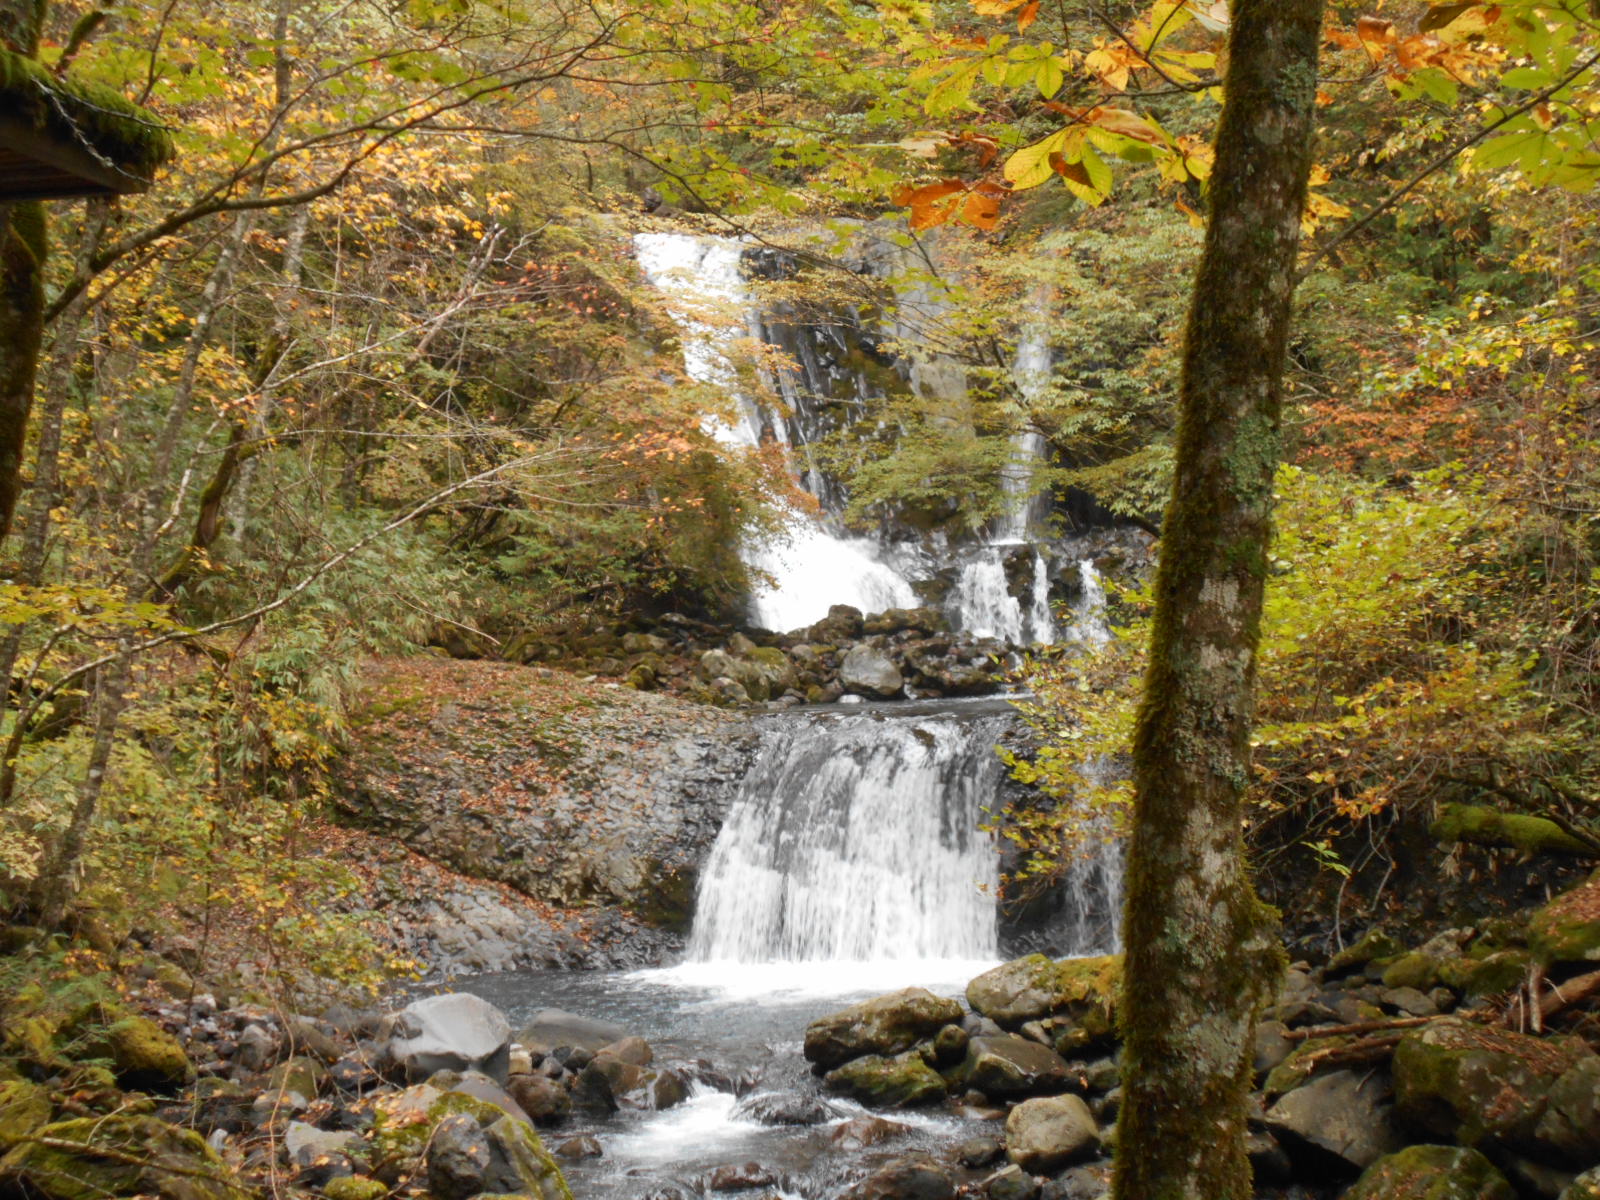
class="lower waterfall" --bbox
[687,703,1007,965]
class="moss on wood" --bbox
[0,48,175,182]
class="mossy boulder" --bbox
[1529,871,1600,967]
[481,1115,571,1200]
[73,1013,193,1093]
[803,988,963,1071]
[950,1035,1072,1099]
[1327,927,1403,977]
[966,954,1119,1030]
[1393,1018,1596,1153]
[0,1114,250,1200]
[1382,952,1452,992]
[264,1055,325,1100]
[323,1177,389,1200]
[0,1079,51,1152]
[1343,1145,1515,1200]
[1456,950,1533,999]
[1262,1036,1350,1099]
[823,1051,948,1108]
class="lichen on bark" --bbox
[1111,3,1327,1199]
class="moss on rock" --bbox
[1528,871,1600,967]
[823,1050,947,1109]
[0,1079,50,1152]
[1344,1145,1515,1200]
[965,953,1119,1030]
[0,1114,249,1200]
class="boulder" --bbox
[808,604,864,643]
[285,1122,362,1165]
[1343,1145,1516,1200]
[481,1115,570,1200]
[839,643,904,698]
[957,1137,1005,1168]
[957,1035,1072,1099]
[0,1114,250,1200]
[324,1178,389,1200]
[426,1114,491,1200]
[506,1074,572,1125]
[1534,1055,1600,1163]
[1004,1094,1099,1174]
[1529,872,1600,967]
[390,994,512,1083]
[597,1036,653,1067]
[1393,1018,1596,1153]
[967,955,1118,1035]
[1263,1068,1402,1173]
[803,987,963,1070]
[1326,927,1404,978]
[76,1013,193,1093]
[823,1050,948,1108]
[847,1156,956,1200]
[516,1008,628,1055]
[1563,1168,1600,1200]
[731,1092,836,1126]
[553,1136,602,1160]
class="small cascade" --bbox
[686,705,1006,964]
[635,231,918,630]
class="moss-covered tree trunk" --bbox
[1112,3,1324,1199]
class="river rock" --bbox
[804,987,964,1070]
[958,1035,1072,1098]
[967,955,1118,1035]
[518,1008,629,1055]
[824,1050,948,1108]
[847,1156,956,1200]
[426,1113,491,1200]
[481,1115,567,1199]
[807,604,864,643]
[0,1114,250,1200]
[1343,1144,1516,1200]
[285,1122,362,1165]
[830,1115,909,1150]
[554,1135,602,1160]
[1004,1094,1099,1174]
[839,644,904,698]
[1392,1018,1597,1152]
[389,994,512,1083]
[957,1136,1004,1168]
[1264,1068,1402,1172]
[707,1162,778,1190]
[598,1036,653,1066]
[506,1074,571,1125]
[731,1092,836,1126]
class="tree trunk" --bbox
[1112,4,1325,1199]
[0,201,48,541]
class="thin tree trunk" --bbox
[35,649,132,930]
[1112,4,1325,1199]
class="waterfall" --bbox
[686,704,1005,965]
[635,232,918,631]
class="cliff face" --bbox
[332,657,759,973]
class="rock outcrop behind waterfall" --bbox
[332,658,758,973]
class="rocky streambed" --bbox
[6,868,1599,1200]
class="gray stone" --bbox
[731,1092,836,1126]
[960,1035,1072,1099]
[517,1008,629,1056]
[1264,1068,1401,1172]
[554,1135,602,1160]
[985,1165,1039,1200]
[847,1156,956,1200]
[505,1073,571,1125]
[389,994,512,1084]
[1383,986,1439,1017]
[482,1115,568,1199]
[839,644,903,698]
[284,1122,361,1165]
[1535,1055,1600,1162]
[1004,1094,1099,1174]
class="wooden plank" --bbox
[0,113,150,199]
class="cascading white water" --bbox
[687,705,1005,965]
[635,232,918,632]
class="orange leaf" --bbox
[1017,0,1039,31]
[1356,15,1395,58]
[962,190,1001,229]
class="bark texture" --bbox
[1112,3,1325,1199]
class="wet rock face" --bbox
[335,660,761,972]
[1003,1094,1100,1174]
